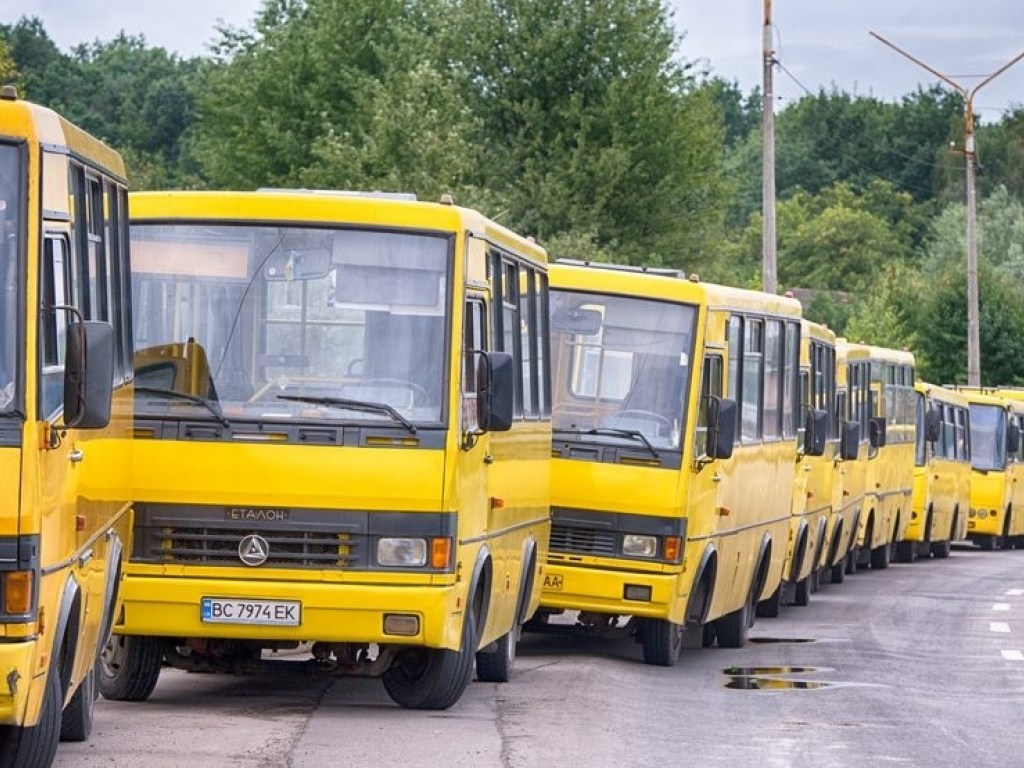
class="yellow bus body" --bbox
[0,93,133,755]
[826,340,866,579]
[841,342,915,568]
[544,262,801,662]
[901,383,970,559]
[959,388,1024,549]
[119,190,550,708]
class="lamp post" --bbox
[870,31,1024,387]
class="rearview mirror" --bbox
[705,396,737,460]
[924,407,942,443]
[477,351,514,433]
[839,420,860,461]
[803,408,828,457]
[63,320,115,430]
[1008,422,1021,455]
[868,416,887,448]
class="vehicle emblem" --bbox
[238,534,269,566]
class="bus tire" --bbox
[59,667,95,742]
[895,541,915,563]
[755,584,782,618]
[383,610,476,710]
[476,626,517,683]
[870,541,890,570]
[0,661,62,768]
[715,587,755,649]
[99,635,164,702]
[979,535,997,551]
[829,556,845,584]
[793,576,811,607]
[639,619,684,666]
[931,538,952,558]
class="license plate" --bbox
[201,597,301,626]
[543,574,564,591]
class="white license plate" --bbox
[200,597,301,626]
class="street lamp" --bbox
[870,31,1024,387]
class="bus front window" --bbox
[0,143,22,413]
[131,224,451,426]
[969,403,1006,471]
[550,289,695,451]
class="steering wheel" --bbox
[607,409,673,435]
[357,378,431,405]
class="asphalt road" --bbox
[55,545,1024,767]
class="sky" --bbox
[5,0,1024,119]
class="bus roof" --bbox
[129,190,547,265]
[915,381,968,408]
[953,386,1015,409]
[548,261,802,317]
[835,339,915,367]
[802,318,836,345]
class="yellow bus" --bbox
[843,343,916,570]
[760,320,859,612]
[544,261,804,665]
[0,90,133,765]
[961,388,1024,550]
[898,383,970,561]
[104,190,551,710]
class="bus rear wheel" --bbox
[383,614,476,710]
[716,589,754,649]
[99,635,164,702]
[476,626,518,683]
[59,668,95,742]
[639,618,684,666]
[0,661,61,768]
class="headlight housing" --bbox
[622,534,658,558]
[377,538,427,567]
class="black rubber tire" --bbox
[99,635,164,702]
[931,538,952,558]
[979,535,997,551]
[0,662,62,768]
[59,668,94,742]
[831,557,846,584]
[895,541,916,563]
[715,589,753,649]
[476,626,517,683]
[756,584,782,618]
[793,577,811,607]
[383,613,476,710]
[870,541,890,570]
[639,618,684,666]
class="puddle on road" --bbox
[748,637,816,644]
[724,665,841,691]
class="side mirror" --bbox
[477,351,514,432]
[803,408,828,457]
[924,407,942,443]
[868,416,887,448]
[839,419,860,461]
[64,320,115,430]
[705,396,737,460]
[1008,422,1021,455]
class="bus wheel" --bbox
[895,541,915,563]
[979,535,997,551]
[639,619,684,666]
[830,558,846,584]
[0,661,62,768]
[931,538,952,558]
[59,668,95,742]
[99,635,164,702]
[755,585,782,618]
[793,576,811,607]
[870,542,890,570]
[476,626,517,683]
[715,590,754,649]
[383,613,476,710]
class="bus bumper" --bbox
[0,642,43,727]
[538,563,683,622]
[115,575,467,651]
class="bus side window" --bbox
[696,355,723,457]
[462,298,487,434]
[40,235,71,418]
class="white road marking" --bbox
[1001,650,1024,661]
[1008,589,1024,596]
[991,622,1011,633]
[993,603,1011,611]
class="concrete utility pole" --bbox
[870,31,1024,387]
[761,0,777,294]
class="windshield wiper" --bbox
[583,427,660,459]
[276,394,417,434]
[135,386,231,428]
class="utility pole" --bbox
[761,0,777,294]
[870,31,1024,387]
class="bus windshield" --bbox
[550,289,695,450]
[0,143,22,413]
[131,223,451,426]
[969,403,1006,471]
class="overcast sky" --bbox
[6,0,1024,119]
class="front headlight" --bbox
[377,538,427,567]
[622,534,658,558]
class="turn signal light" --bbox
[431,538,451,569]
[5,571,33,614]
[664,536,682,562]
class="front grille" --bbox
[549,524,617,556]
[148,527,357,568]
